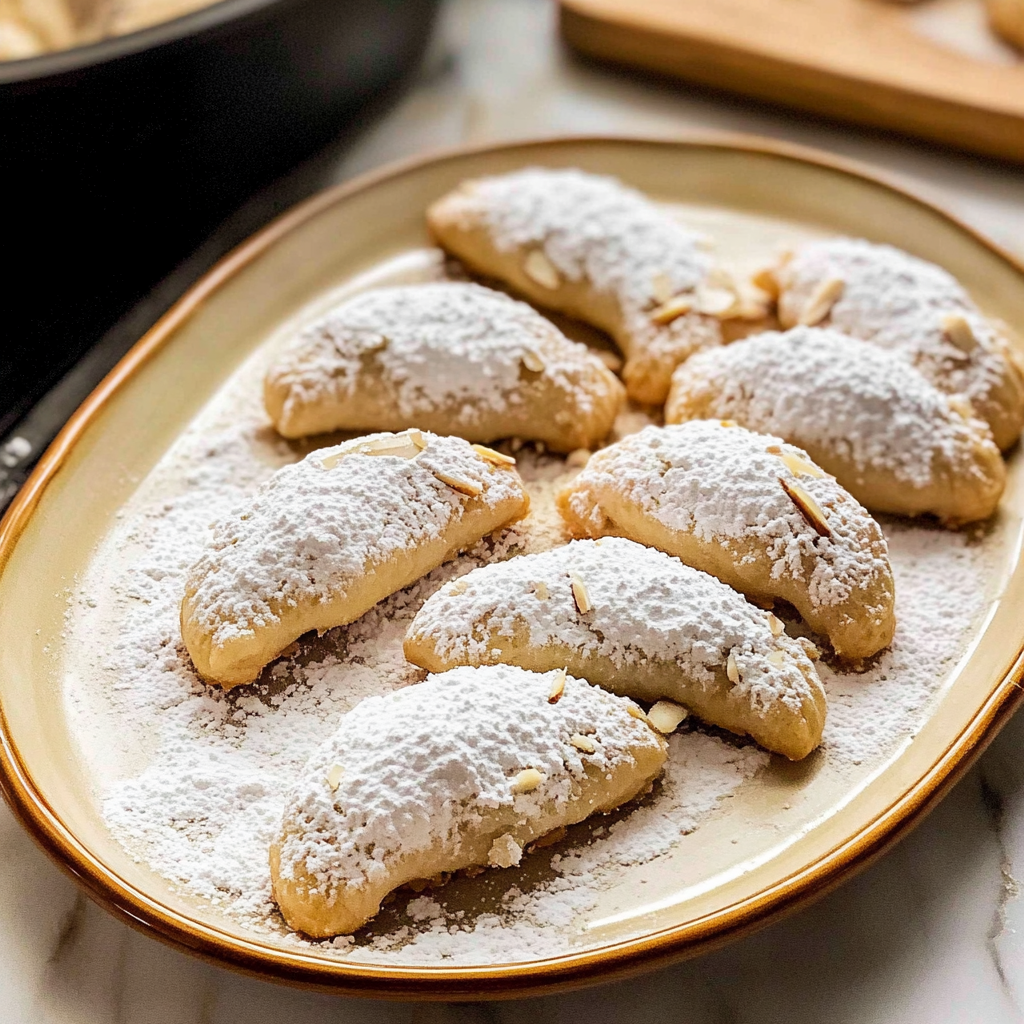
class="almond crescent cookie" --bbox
[264,283,624,452]
[987,0,1024,49]
[404,538,827,760]
[763,237,1024,450]
[557,422,895,661]
[427,167,739,405]
[665,327,1006,525]
[270,664,667,937]
[181,431,529,688]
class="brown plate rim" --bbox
[1,132,1024,999]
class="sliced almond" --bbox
[472,443,516,466]
[696,284,741,318]
[779,450,825,478]
[566,448,592,468]
[535,581,550,601]
[768,650,787,667]
[408,428,428,451]
[326,764,344,792]
[799,637,821,660]
[948,396,975,420]
[726,652,741,684]
[780,477,832,537]
[322,436,420,468]
[521,349,546,373]
[719,419,738,428]
[798,276,845,326]
[570,733,597,753]
[523,249,561,290]
[570,573,592,614]
[626,702,650,725]
[650,294,694,326]
[511,768,545,794]
[449,579,469,596]
[647,700,688,734]
[598,349,624,372]
[651,271,675,305]
[768,613,785,637]
[547,668,566,703]
[751,266,780,300]
[432,468,484,498]
[942,313,977,354]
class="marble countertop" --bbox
[6,1,1024,1020]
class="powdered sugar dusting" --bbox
[566,422,889,611]
[62,236,1011,967]
[450,167,723,364]
[409,537,820,717]
[277,666,662,893]
[266,282,607,425]
[184,430,523,650]
[673,327,995,489]
[778,237,1010,407]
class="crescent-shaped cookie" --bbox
[264,282,624,452]
[404,538,826,760]
[761,237,1024,450]
[427,167,751,405]
[557,421,895,661]
[181,431,529,688]
[270,664,667,937]
[665,327,1006,525]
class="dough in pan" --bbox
[181,431,529,688]
[264,282,624,452]
[665,326,1005,525]
[557,421,895,661]
[427,167,756,405]
[404,537,827,760]
[270,664,667,937]
[762,237,1024,451]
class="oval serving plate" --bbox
[1,136,1024,999]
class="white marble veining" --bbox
[5,1,1024,1020]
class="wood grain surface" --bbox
[560,0,1024,163]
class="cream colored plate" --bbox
[2,136,1024,998]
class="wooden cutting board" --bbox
[559,0,1024,163]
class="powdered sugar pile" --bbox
[670,327,995,489]
[563,421,890,611]
[408,536,819,718]
[266,282,607,425]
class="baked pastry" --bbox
[665,327,1005,525]
[761,237,1024,450]
[181,431,529,688]
[557,421,895,660]
[987,0,1024,49]
[264,282,624,452]
[427,167,757,405]
[270,664,667,937]
[404,538,827,760]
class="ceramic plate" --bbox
[2,136,1024,998]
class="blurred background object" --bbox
[559,0,1024,162]
[0,0,439,441]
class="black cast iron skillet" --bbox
[0,0,439,433]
